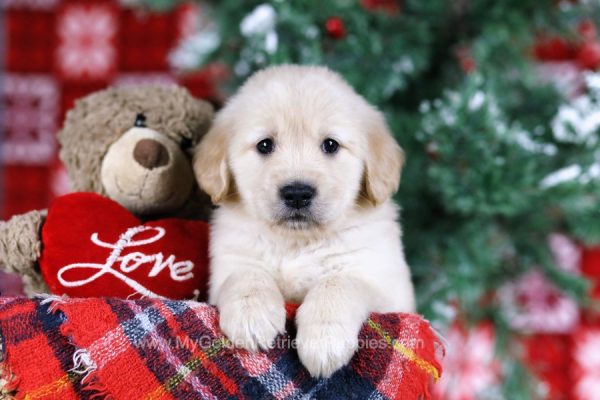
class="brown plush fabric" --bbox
[0,210,49,294]
[58,85,213,199]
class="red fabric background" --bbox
[0,0,218,220]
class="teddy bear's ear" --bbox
[193,119,235,204]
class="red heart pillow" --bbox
[40,193,210,300]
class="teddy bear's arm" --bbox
[0,210,49,295]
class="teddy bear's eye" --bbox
[134,113,147,128]
[180,137,193,150]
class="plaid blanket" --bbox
[0,297,443,400]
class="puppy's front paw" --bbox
[218,291,286,352]
[296,320,359,378]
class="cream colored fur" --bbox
[194,65,415,378]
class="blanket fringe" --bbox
[83,380,112,400]
[0,360,18,399]
[70,351,111,400]
[1,324,18,399]
[60,312,111,399]
[415,319,445,399]
[67,347,111,400]
[396,317,445,400]
[37,294,68,313]
[70,349,97,383]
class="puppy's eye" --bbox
[180,137,193,150]
[321,138,339,154]
[257,138,275,155]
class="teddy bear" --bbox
[0,85,214,297]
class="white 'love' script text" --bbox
[57,226,194,298]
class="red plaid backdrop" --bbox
[0,0,219,220]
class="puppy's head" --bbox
[194,65,404,230]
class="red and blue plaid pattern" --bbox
[0,297,443,399]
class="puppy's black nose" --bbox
[280,182,316,209]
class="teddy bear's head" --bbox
[58,85,214,219]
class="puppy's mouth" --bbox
[277,211,319,230]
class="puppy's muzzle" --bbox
[279,182,316,210]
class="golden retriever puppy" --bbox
[194,65,415,378]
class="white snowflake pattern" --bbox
[56,4,117,80]
[2,0,58,10]
[499,269,579,334]
[434,324,501,400]
[575,329,600,400]
[2,74,58,165]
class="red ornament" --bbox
[533,36,575,61]
[455,46,476,73]
[325,17,346,39]
[577,41,600,70]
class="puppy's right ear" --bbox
[193,121,232,204]
[362,111,404,206]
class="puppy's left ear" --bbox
[193,120,234,204]
[362,111,405,206]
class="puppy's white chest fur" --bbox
[273,238,346,303]
[208,201,415,313]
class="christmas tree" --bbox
[138,0,600,397]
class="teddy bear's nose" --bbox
[133,139,170,169]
